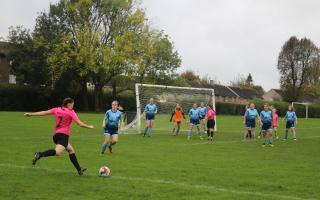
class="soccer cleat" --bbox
[100,152,104,156]
[108,146,113,153]
[276,136,279,139]
[32,152,41,165]
[258,136,261,139]
[293,138,297,141]
[270,144,274,147]
[78,168,87,175]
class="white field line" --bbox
[0,163,316,200]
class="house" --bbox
[263,89,317,104]
[189,81,262,104]
[262,89,284,102]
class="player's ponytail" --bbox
[62,97,74,107]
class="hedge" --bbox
[1,84,320,118]
[0,83,136,112]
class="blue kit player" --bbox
[101,100,122,155]
[283,105,298,140]
[143,98,158,137]
[198,102,208,134]
[243,103,260,140]
[188,103,202,140]
[260,104,273,147]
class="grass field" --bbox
[0,112,319,200]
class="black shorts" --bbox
[286,121,295,129]
[207,119,215,129]
[53,133,69,148]
[262,122,272,131]
[245,119,256,128]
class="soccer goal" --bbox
[291,102,311,120]
[121,83,216,134]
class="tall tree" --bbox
[246,73,253,86]
[7,26,51,87]
[277,36,319,102]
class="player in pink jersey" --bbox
[24,98,94,175]
[272,108,279,139]
[206,104,216,141]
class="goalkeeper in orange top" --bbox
[170,104,186,135]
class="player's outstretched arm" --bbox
[24,110,52,117]
[75,119,94,129]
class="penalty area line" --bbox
[0,163,315,200]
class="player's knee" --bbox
[55,150,64,156]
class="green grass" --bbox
[0,112,319,200]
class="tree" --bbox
[7,26,51,87]
[230,74,249,88]
[277,36,319,102]
[246,73,253,86]
[180,70,200,82]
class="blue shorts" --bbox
[103,127,118,136]
[261,122,272,131]
[146,113,155,122]
[190,118,200,126]
[286,121,295,129]
[245,119,256,129]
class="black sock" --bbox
[207,130,210,137]
[40,149,56,157]
[111,142,117,146]
[69,153,81,171]
[210,131,214,138]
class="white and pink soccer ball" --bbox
[99,166,111,177]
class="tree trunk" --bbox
[81,78,89,111]
[112,79,117,100]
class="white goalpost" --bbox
[122,83,217,134]
[291,102,310,120]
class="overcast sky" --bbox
[1,0,320,90]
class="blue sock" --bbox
[262,137,266,145]
[188,130,192,137]
[101,143,108,153]
[269,136,273,144]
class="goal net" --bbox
[121,83,216,134]
[291,102,311,120]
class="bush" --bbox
[0,84,136,112]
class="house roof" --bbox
[188,81,261,99]
[229,86,262,99]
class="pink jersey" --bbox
[49,107,79,136]
[207,108,216,120]
[272,113,279,127]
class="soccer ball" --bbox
[99,166,111,177]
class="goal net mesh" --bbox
[121,84,215,134]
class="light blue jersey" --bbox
[189,108,200,121]
[144,103,157,121]
[144,103,157,115]
[198,106,207,118]
[285,111,297,122]
[105,109,122,129]
[260,110,273,123]
[245,109,259,120]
